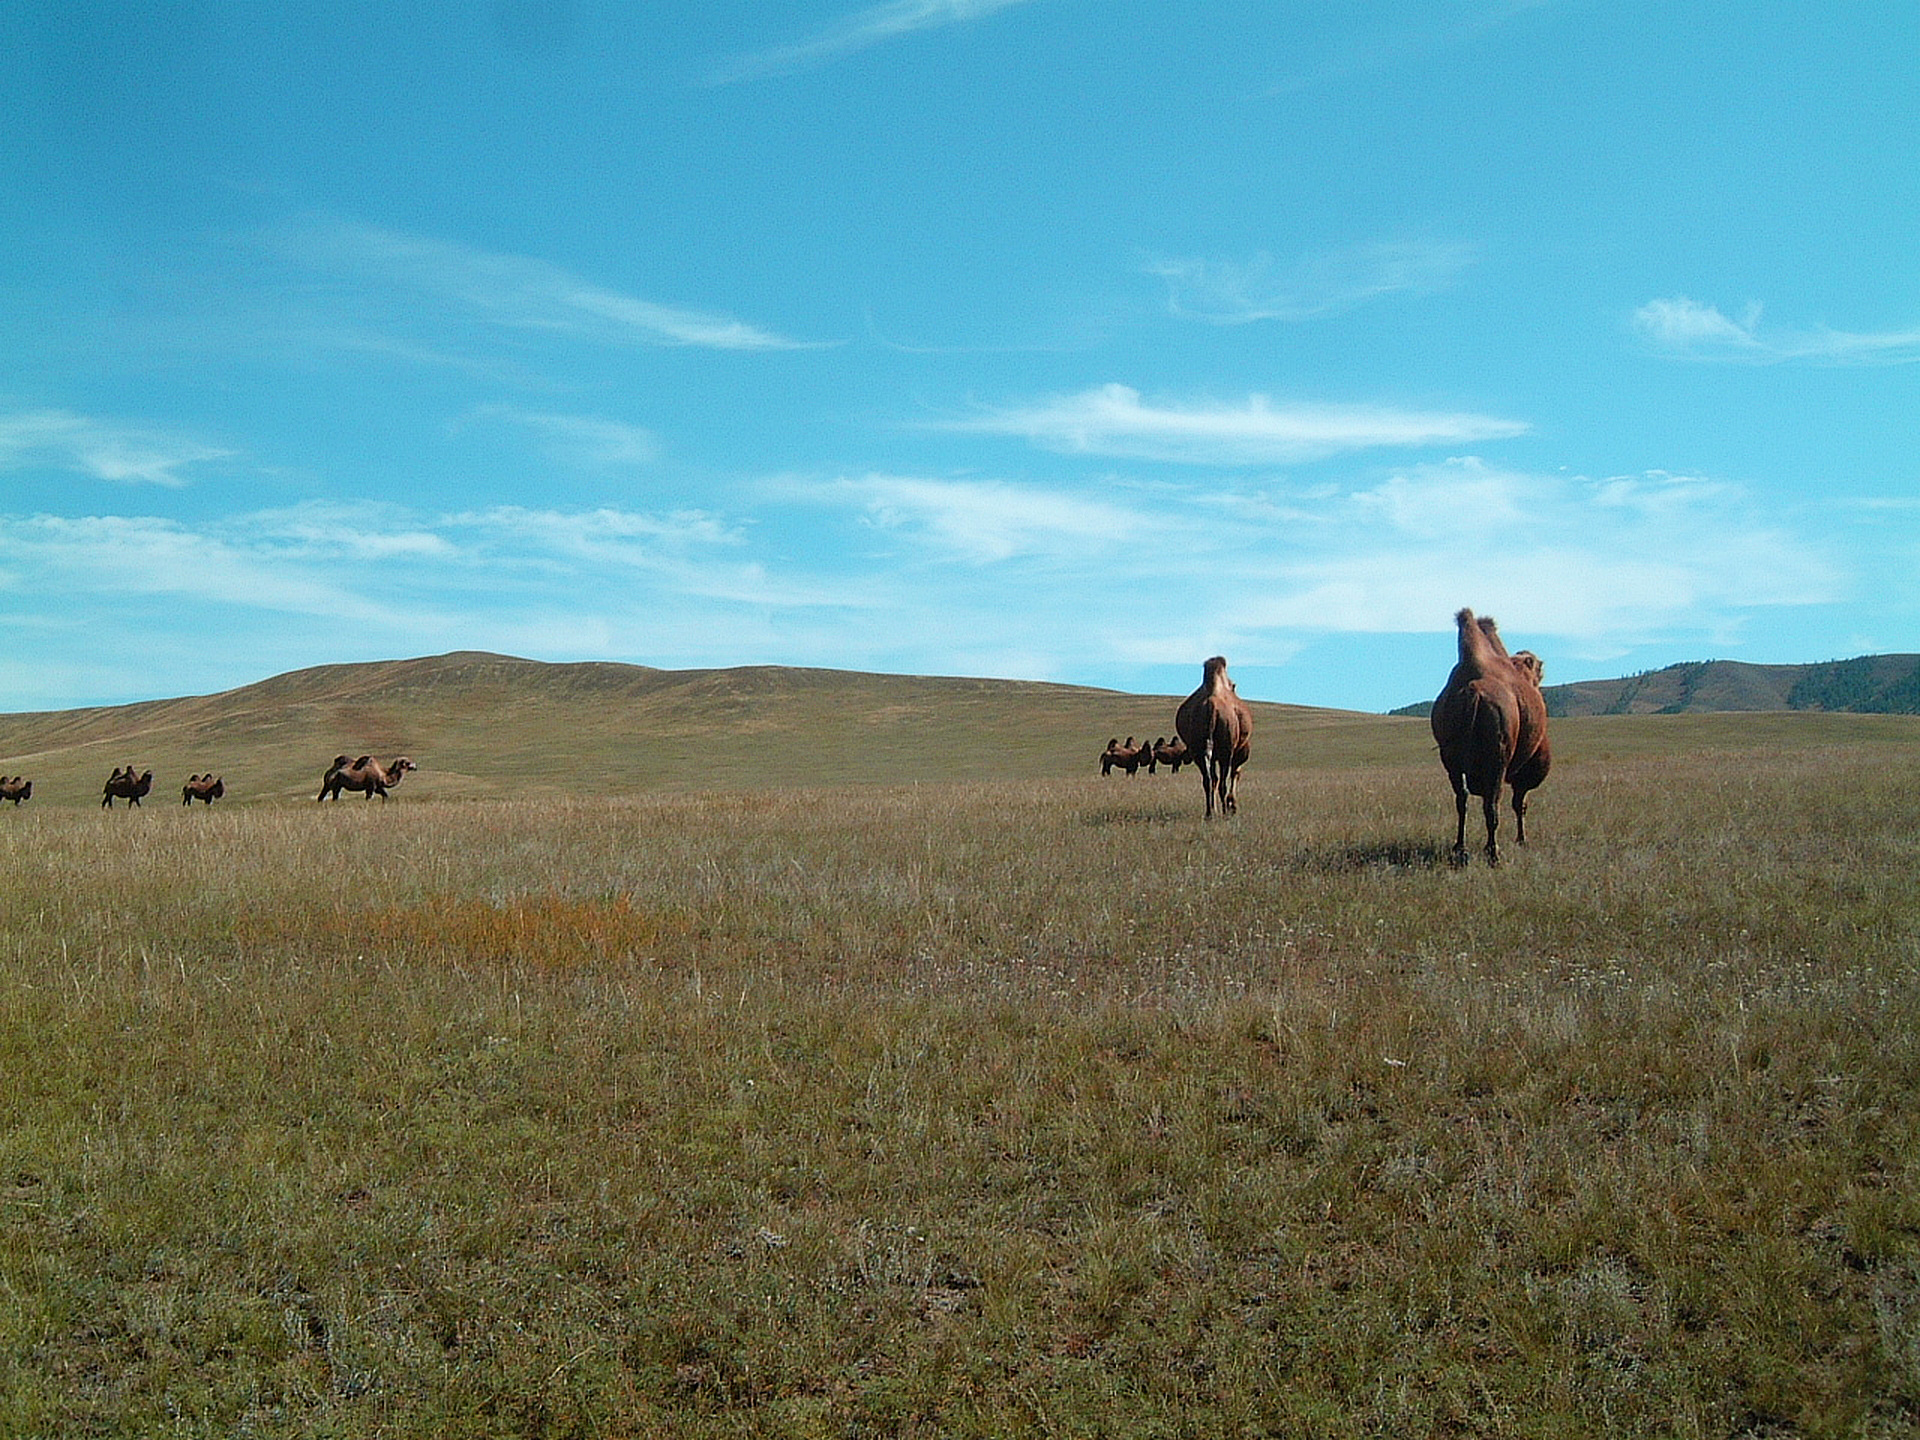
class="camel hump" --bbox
[1455,607,1509,668]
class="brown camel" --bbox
[1175,656,1252,817]
[181,774,225,805]
[102,768,154,808]
[1151,736,1189,774]
[1430,608,1551,865]
[1100,737,1147,777]
[318,754,416,801]
[0,777,30,806]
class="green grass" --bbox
[3,716,1920,1436]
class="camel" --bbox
[1151,737,1189,774]
[318,754,416,801]
[1175,656,1252,817]
[1100,737,1147,777]
[102,768,154,808]
[0,777,30,806]
[1430,608,1551,865]
[181,774,225,806]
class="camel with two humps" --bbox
[102,767,154,808]
[0,776,30,806]
[1100,737,1147,777]
[1175,656,1252,818]
[318,755,416,801]
[181,774,225,805]
[1430,608,1551,865]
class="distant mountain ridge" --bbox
[1392,653,1920,718]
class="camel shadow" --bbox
[1298,837,1451,874]
[1077,806,1187,829]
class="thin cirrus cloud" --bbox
[1192,458,1843,648]
[803,472,1152,563]
[271,218,820,352]
[710,0,1039,83]
[938,384,1529,465]
[1634,296,1920,365]
[472,407,663,470]
[0,409,233,487]
[1145,241,1479,324]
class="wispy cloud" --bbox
[1217,459,1841,643]
[0,514,405,621]
[1634,296,1920,365]
[1146,241,1478,324]
[472,407,663,470]
[273,218,821,352]
[711,0,1038,83]
[796,473,1152,563]
[937,384,1528,464]
[0,409,233,487]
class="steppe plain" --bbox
[3,653,1918,1437]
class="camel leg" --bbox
[1482,790,1501,866]
[1512,786,1530,846]
[1449,773,1470,863]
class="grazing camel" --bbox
[1151,736,1189,774]
[102,768,154,808]
[1175,656,1253,817]
[318,754,416,801]
[1100,737,1147,777]
[0,777,30,806]
[1430,608,1551,865]
[181,774,225,806]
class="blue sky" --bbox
[3,0,1915,714]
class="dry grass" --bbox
[3,730,1919,1437]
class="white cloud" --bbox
[0,514,403,621]
[939,384,1529,464]
[474,408,662,470]
[711,0,1038,83]
[807,472,1152,562]
[273,219,820,352]
[1146,241,1478,324]
[449,504,741,560]
[0,409,233,487]
[1634,296,1920,365]
[1205,459,1842,644]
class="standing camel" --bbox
[318,755,416,801]
[1175,656,1253,818]
[102,768,154,808]
[1430,608,1551,865]
[181,774,225,805]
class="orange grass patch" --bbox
[241,893,697,971]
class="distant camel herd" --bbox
[1094,609,1551,862]
[0,756,419,810]
[18,610,1552,863]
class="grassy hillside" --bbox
[0,651,1410,807]
[4,725,1919,1436]
[1394,653,1920,719]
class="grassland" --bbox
[3,695,1920,1436]
[0,651,1389,804]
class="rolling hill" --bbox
[1391,653,1920,719]
[0,651,1407,806]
